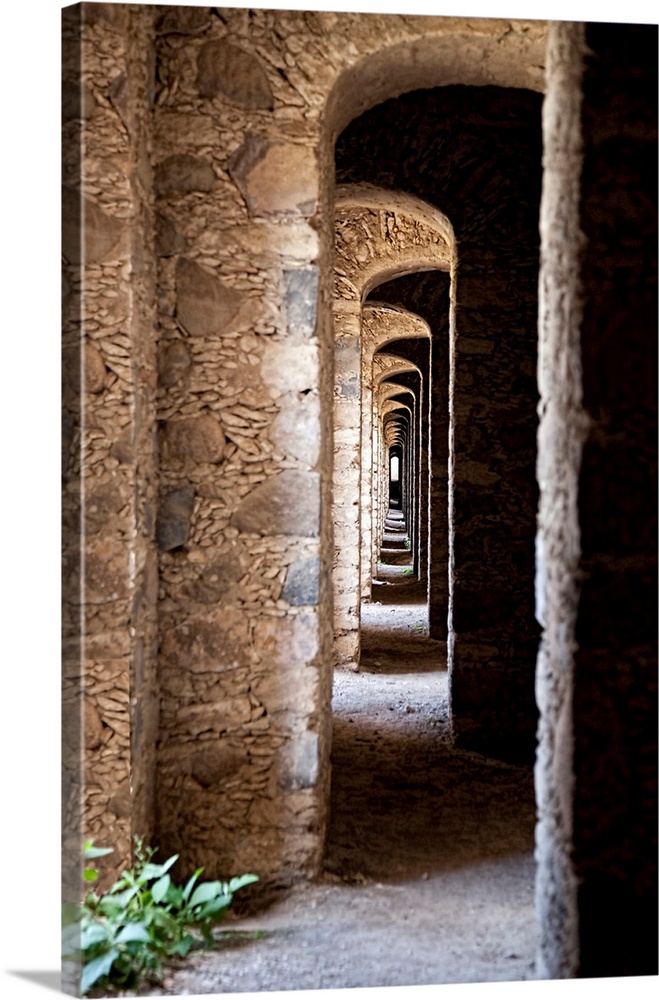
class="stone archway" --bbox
[362,304,430,594]
[332,185,453,670]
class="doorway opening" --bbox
[324,78,542,978]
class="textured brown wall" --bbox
[62,1,159,893]
[65,5,549,886]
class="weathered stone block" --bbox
[158,340,191,388]
[229,135,318,216]
[80,2,128,29]
[62,342,107,395]
[261,342,318,396]
[62,413,75,477]
[280,731,319,790]
[110,431,135,465]
[84,698,104,750]
[176,257,242,337]
[156,6,211,35]
[108,71,129,130]
[62,188,123,265]
[284,268,319,337]
[108,780,131,819]
[270,393,320,467]
[252,660,317,716]
[86,484,126,536]
[253,612,319,665]
[189,747,246,788]
[185,552,245,603]
[84,343,107,393]
[231,470,320,536]
[155,212,187,257]
[197,39,274,109]
[282,556,321,606]
[157,486,195,551]
[62,79,96,119]
[155,155,216,196]
[164,414,226,465]
[85,539,129,602]
[160,618,249,674]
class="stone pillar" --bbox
[61,2,159,902]
[574,22,657,977]
[428,299,450,640]
[536,21,658,979]
[534,22,586,978]
[360,346,375,599]
[333,305,362,668]
[151,7,333,882]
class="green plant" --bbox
[63,839,258,995]
[402,567,414,575]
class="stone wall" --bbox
[65,5,548,884]
[62,1,159,893]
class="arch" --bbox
[332,186,452,668]
[323,20,546,143]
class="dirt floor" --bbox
[134,520,537,996]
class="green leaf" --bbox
[115,922,152,945]
[182,868,204,903]
[169,934,196,957]
[95,896,124,919]
[80,947,119,994]
[81,923,110,949]
[107,885,139,908]
[84,842,114,860]
[150,873,171,904]
[83,868,98,882]
[228,873,259,893]
[189,880,222,908]
[196,895,232,920]
[140,853,179,882]
[165,883,184,908]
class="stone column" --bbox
[428,313,450,640]
[333,305,363,669]
[151,8,333,882]
[61,3,159,899]
[536,20,658,979]
[533,22,586,978]
[360,347,375,599]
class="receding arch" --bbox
[323,20,546,142]
[332,185,452,669]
